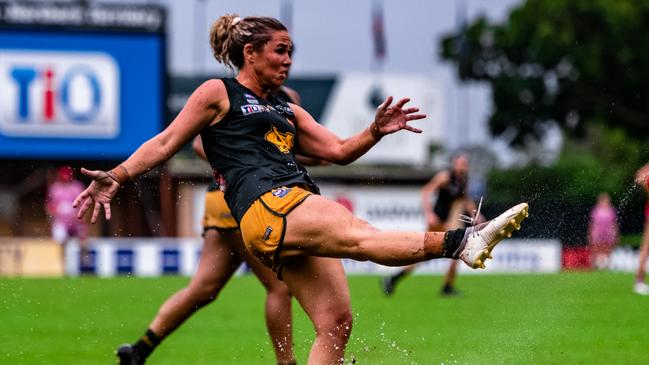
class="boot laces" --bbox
[458,196,483,237]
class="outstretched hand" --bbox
[372,96,426,138]
[73,168,121,223]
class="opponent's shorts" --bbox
[429,200,466,231]
[203,190,238,231]
[239,186,313,270]
[446,200,467,230]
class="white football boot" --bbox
[634,282,649,296]
[457,202,529,269]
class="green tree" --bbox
[441,0,649,146]
[485,125,649,241]
[488,125,648,204]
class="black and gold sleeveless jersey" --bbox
[200,78,318,223]
[433,170,467,221]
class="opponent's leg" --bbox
[381,265,415,296]
[150,229,243,334]
[441,260,459,296]
[634,220,649,295]
[232,235,296,365]
[117,229,243,364]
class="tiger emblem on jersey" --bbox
[265,125,294,154]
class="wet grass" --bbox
[1,272,647,364]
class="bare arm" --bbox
[294,155,329,166]
[74,80,228,223]
[120,80,225,177]
[292,96,425,165]
[192,135,208,161]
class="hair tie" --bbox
[232,17,241,26]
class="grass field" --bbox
[2,272,648,364]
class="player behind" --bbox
[46,166,90,269]
[382,153,484,296]
[633,163,649,295]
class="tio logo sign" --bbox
[0,51,119,138]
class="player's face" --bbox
[254,31,293,89]
[453,155,469,177]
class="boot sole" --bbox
[472,203,529,269]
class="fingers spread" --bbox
[378,96,393,111]
[80,167,93,177]
[72,190,88,208]
[104,203,112,221]
[406,113,427,121]
[82,168,103,179]
[91,202,101,224]
[395,97,410,109]
[77,198,93,220]
[404,125,423,133]
[402,107,419,114]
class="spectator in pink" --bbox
[588,193,619,270]
[46,166,89,266]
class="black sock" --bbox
[442,228,467,258]
[133,329,161,359]
[391,269,409,284]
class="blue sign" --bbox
[0,30,164,159]
[79,249,97,274]
[161,249,180,274]
[115,249,134,275]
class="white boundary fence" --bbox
[65,238,562,277]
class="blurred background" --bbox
[1,0,648,276]
[3,0,649,363]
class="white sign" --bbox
[65,238,561,276]
[320,73,443,165]
[65,238,205,277]
[319,183,427,231]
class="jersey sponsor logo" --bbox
[273,103,294,118]
[241,104,275,115]
[244,93,259,105]
[272,186,291,198]
[0,50,119,138]
[265,125,294,153]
